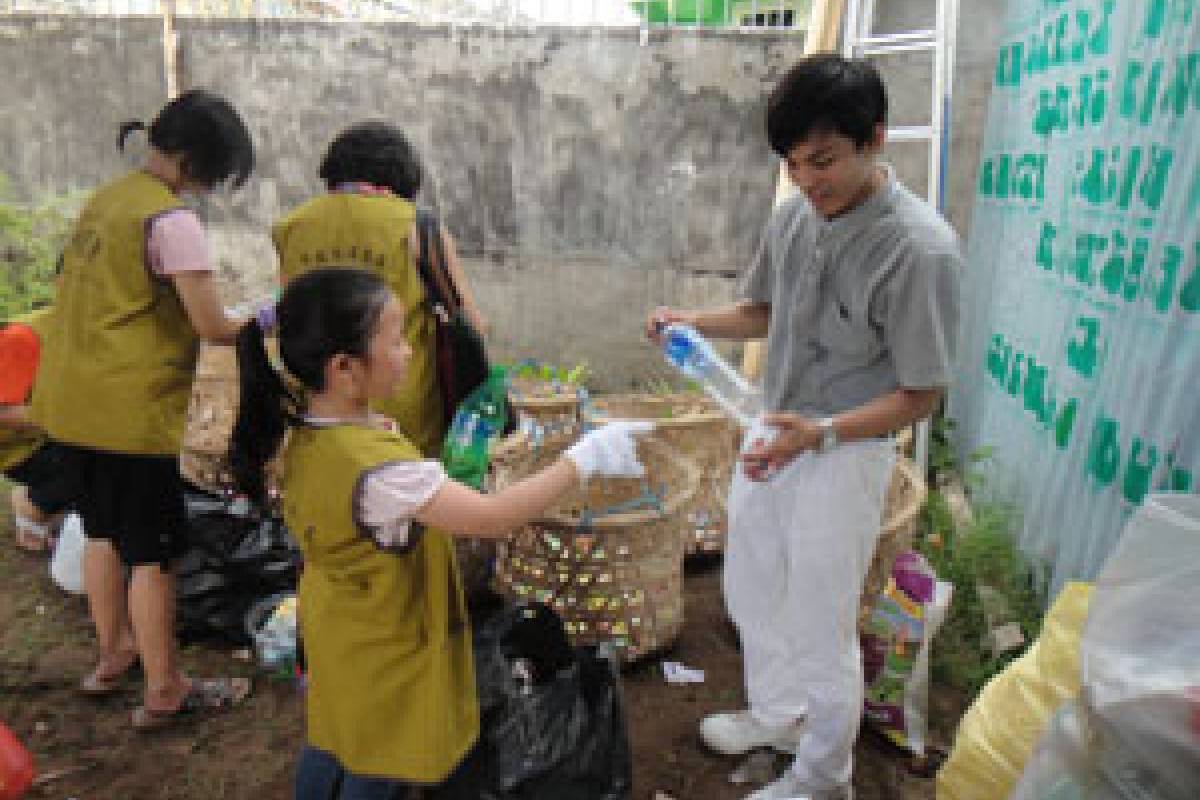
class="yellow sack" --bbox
[935,582,1093,800]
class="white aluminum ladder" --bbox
[843,0,959,473]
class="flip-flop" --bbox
[79,655,141,696]
[132,677,252,731]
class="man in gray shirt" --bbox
[647,55,961,800]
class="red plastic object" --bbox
[0,722,35,800]
[0,323,40,405]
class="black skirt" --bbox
[4,441,78,516]
[53,442,188,568]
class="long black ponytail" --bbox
[229,268,392,503]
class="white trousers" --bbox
[724,428,895,788]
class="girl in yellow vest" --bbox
[228,268,648,799]
[272,122,488,458]
[30,90,256,728]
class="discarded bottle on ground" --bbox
[659,324,761,427]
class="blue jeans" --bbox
[294,746,415,800]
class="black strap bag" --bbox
[414,210,491,422]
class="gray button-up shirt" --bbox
[741,166,962,416]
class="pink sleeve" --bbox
[146,209,213,276]
[357,460,448,549]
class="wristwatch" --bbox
[817,416,839,453]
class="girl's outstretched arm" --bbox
[415,458,578,538]
[414,420,652,538]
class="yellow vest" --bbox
[0,308,51,472]
[283,423,477,782]
[273,194,445,456]
[30,171,197,455]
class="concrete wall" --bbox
[0,5,1007,389]
[0,15,165,197]
[173,20,801,385]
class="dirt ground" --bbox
[0,513,965,800]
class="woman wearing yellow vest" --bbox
[272,122,488,458]
[30,90,255,728]
[228,269,648,799]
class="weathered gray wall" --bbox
[0,16,165,197]
[0,6,1006,388]
[181,19,801,387]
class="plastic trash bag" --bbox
[175,485,299,645]
[860,551,952,755]
[1012,697,1197,800]
[432,603,632,800]
[936,582,1092,800]
[48,512,85,595]
[1011,494,1200,800]
[1080,493,1200,797]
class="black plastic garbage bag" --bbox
[433,603,632,800]
[175,484,300,645]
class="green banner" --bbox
[953,0,1200,592]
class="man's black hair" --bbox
[318,122,423,200]
[118,89,255,189]
[766,54,888,157]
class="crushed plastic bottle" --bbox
[442,366,510,488]
[658,324,761,427]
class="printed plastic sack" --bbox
[861,551,951,755]
[935,582,1092,800]
[0,722,34,800]
[49,513,86,595]
[432,603,632,800]
[175,486,299,645]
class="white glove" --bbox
[564,420,655,481]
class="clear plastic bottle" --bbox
[659,324,761,427]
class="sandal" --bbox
[79,653,141,696]
[132,677,252,731]
[14,515,54,553]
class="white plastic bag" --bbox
[1011,494,1200,800]
[50,512,86,594]
[1077,493,1200,798]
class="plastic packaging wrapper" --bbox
[936,582,1093,800]
[861,551,952,755]
[48,512,86,594]
[245,592,299,668]
[1011,493,1200,800]
[175,486,300,645]
[432,603,632,800]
